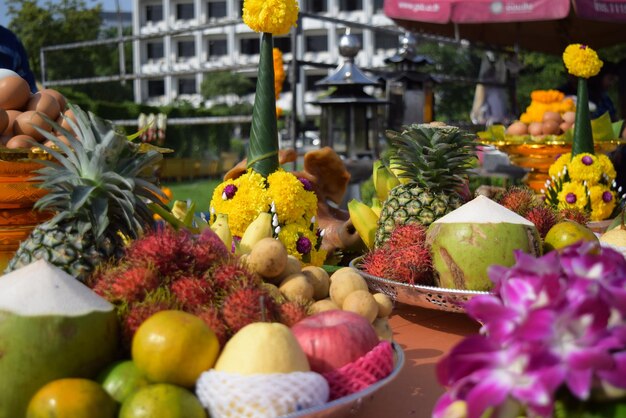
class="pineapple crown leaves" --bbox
[30,104,166,240]
[385,124,478,193]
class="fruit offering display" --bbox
[507,89,575,138]
[543,45,624,222]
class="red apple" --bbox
[291,310,379,373]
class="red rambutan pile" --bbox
[191,229,230,271]
[559,208,590,225]
[171,276,214,309]
[125,226,195,277]
[361,224,433,285]
[525,205,559,238]
[278,300,309,327]
[211,262,260,293]
[221,286,277,332]
[194,305,229,347]
[497,186,537,217]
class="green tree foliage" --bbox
[200,71,255,100]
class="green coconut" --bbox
[0,259,119,418]
[426,195,541,291]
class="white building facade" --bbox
[131,0,398,115]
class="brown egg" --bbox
[542,111,563,124]
[542,120,560,135]
[559,122,572,133]
[26,92,61,120]
[528,122,544,136]
[562,111,576,124]
[0,135,11,146]
[40,88,67,112]
[0,109,8,134]
[506,121,528,136]
[6,134,37,149]
[14,110,52,141]
[0,76,31,111]
[3,110,21,136]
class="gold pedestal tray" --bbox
[0,149,53,271]
[479,138,625,193]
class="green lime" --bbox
[98,360,150,404]
[544,220,599,252]
[119,384,206,418]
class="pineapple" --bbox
[374,123,477,247]
[6,105,165,281]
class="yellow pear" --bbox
[214,322,309,375]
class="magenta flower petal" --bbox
[564,368,593,400]
[466,376,510,418]
[598,352,626,389]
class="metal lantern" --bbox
[311,29,387,160]
[384,32,437,130]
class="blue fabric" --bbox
[0,25,37,93]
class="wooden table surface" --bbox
[357,304,480,417]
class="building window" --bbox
[309,0,327,12]
[208,0,227,18]
[208,38,228,56]
[274,37,291,53]
[374,0,384,11]
[178,40,195,58]
[306,74,326,90]
[147,79,165,97]
[147,42,164,59]
[338,0,362,11]
[145,4,163,22]
[178,78,197,94]
[375,32,397,50]
[176,3,194,19]
[240,38,260,55]
[305,34,327,52]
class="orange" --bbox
[26,378,116,418]
[119,384,206,418]
[131,310,220,388]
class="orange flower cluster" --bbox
[520,90,575,124]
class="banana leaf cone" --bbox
[247,32,279,177]
[571,78,595,157]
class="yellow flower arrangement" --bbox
[589,185,617,221]
[273,48,286,100]
[557,181,589,211]
[563,44,603,79]
[548,153,571,179]
[597,154,617,180]
[242,0,299,35]
[567,153,602,184]
[530,90,565,104]
[209,169,326,266]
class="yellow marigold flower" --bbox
[568,153,602,184]
[210,171,271,236]
[273,48,286,99]
[557,181,588,211]
[277,222,325,266]
[548,153,571,179]
[243,0,299,35]
[589,185,616,221]
[267,169,318,225]
[563,44,603,79]
[597,154,617,181]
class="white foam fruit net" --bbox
[196,370,330,418]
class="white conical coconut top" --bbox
[433,195,535,226]
[0,260,114,316]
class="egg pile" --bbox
[506,110,576,138]
[0,70,76,150]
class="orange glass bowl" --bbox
[0,149,52,271]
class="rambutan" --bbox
[210,262,259,293]
[221,286,277,332]
[386,224,428,250]
[362,248,393,279]
[525,205,559,238]
[191,228,230,272]
[497,186,537,217]
[559,208,590,225]
[362,245,433,285]
[278,300,310,327]
[194,305,229,347]
[120,289,178,346]
[107,265,160,304]
[125,226,195,277]
[171,276,214,309]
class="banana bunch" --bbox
[239,212,274,253]
[348,161,400,250]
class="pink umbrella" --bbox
[384,0,626,54]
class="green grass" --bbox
[161,179,221,212]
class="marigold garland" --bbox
[209,169,326,266]
[519,90,575,124]
[242,0,299,35]
[563,44,603,79]
[273,48,286,100]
